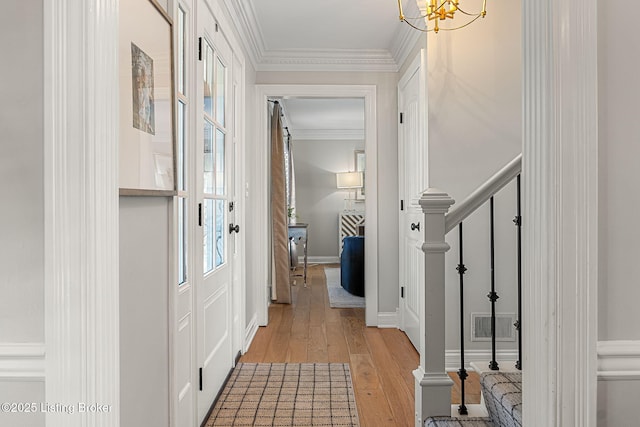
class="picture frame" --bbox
[119,0,176,196]
[354,150,365,200]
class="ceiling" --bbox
[222,1,422,136]
[224,0,422,72]
[280,98,365,141]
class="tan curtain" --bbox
[286,136,296,220]
[270,102,291,303]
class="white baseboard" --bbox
[445,349,519,372]
[377,310,399,328]
[243,313,259,354]
[0,343,45,381]
[598,340,640,381]
[302,256,339,264]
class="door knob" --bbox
[411,222,420,231]
[229,224,240,234]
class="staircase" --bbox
[426,370,522,427]
[414,155,523,427]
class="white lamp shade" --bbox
[336,172,363,189]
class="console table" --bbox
[288,224,308,287]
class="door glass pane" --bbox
[177,7,186,95]
[177,101,186,192]
[215,199,225,267]
[215,129,225,195]
[203,199,214,273]
[203,42,213,117]
[178,197,187,285]
[204,122,213,194]
[215,58,225,126]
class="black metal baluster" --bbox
[514,175,522,370]
[457,222,468,415]
[488,197,500,371]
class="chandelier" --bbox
[397,0,487,34]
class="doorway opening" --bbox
[251,85,378,328]
[279,97,366,312]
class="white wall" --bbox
[433,1,522,351]
[255,71,399,313]
[0,3,45,426]
[597,380,640,426]
[400,0,522,352]
[597,0,640,423]
[597,0,640,342]
[0,383,45,427]
[119,197,171,427]
[293,139,364,258]
[0,0,44,346]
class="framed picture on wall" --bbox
[119,0,176,195]
[355,150,365,200]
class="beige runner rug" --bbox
[206,363,360,427]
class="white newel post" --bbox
[414,189,455,426]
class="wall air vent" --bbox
[471,313,516,342]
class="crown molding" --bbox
[221,0,265,70]
[291,129,365,141]
[390,1,423,68]
[259,48,399,72]
[226,0,402,72]
[390,24,422,70]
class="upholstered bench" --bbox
[340,236,364,297]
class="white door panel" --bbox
[402,214,424,346]
[196,2,234,422]
[173,2,243,425]
[398,51,428,351]
[176,309,194,427]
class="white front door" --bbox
[196,2,234,422]
[398,51,429,350]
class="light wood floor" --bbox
[240,265,480,426]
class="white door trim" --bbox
[253,84,378,326]
[44,0,120,426]
[522,0,598,424]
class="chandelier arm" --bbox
[402,14,429,20]
[402,1,453,20]
[397,0,405,20]
[455,6,482,17]
[437,13,483,31]
[403,15,480,33]
[401,19,431,32]
[400,0,486,33]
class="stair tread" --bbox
[480,372,522,427]
[425,416,493,427]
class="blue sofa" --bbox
[340,236,365,297]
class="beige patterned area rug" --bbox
[324,268,365,308]
[206,363,360,427]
